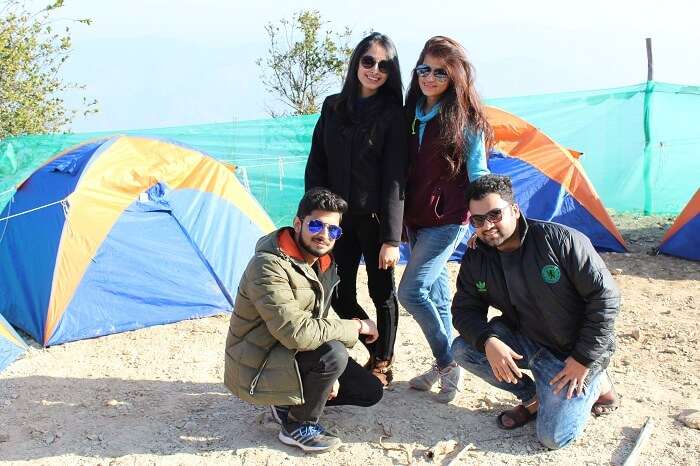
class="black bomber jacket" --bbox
[452,215,620,369]
[304,93,408,245]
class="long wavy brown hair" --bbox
[406,36,493,180]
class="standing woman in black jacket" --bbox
[305,32,407,386]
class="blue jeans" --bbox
[398,224,469,368]
[452,321,603,450]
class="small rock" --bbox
[679,410,700,430]
[86,433,102,441]
[611,268,623,275]
[481,396,499,407]
[0,434,9,442]
[42,432,56,445]
[10,394,18,399]
[631,328,641,340]
[183,421,196,430]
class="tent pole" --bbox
[646,38,653,81]
[642,38,654,215]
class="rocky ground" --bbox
[1,214,699,465]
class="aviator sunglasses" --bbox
[306,219,343,240]
[469,205,511,228]
[414,64,449,82]
[360,55,390,74]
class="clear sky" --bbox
[38,0,700,132]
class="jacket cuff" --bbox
[339,320,360,348]
[382,240,401,247]
[570,350,595,367]
[476,331,499,353]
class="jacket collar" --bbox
[277,228,332,273]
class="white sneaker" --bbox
[435,363,462,404]
[409,363,440,391]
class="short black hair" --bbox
[296,188,348,219]
[466,174,516,204]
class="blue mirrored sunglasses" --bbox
[307,219,343,240]
[415,64,449,82]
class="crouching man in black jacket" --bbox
[452,174,620,450]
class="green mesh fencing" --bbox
[2,81,699,226]
[489,81,700,215]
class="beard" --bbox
[298,232,332,258]
[478,224,519,249]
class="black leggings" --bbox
[290,341,384,422]
[331,213,399,361]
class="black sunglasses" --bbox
[469,205,511,228]
[307,219,343,240]
[360,55,390,74]
[414,64,449,82]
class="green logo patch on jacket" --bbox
[541,265,561,284]
[476,281,487,293]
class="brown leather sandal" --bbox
[592,384,619,416]
[497,404,537,430]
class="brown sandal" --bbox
[365,356,393,387]
[591,372,620,416]
[497,404,537,430]
[592,385,619,416]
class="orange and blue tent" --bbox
[658,189,700,261]
[1,312,27,372]
[446,106,626,260]
[0,136,275,346]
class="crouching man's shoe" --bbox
[278,420,341,452]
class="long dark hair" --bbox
[406,36,493,179]
[333,32,403,119]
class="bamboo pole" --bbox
[622,417,655,466]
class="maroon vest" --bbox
[404,119,470,228]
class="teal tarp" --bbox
[2,81,699,225]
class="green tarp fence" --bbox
[1,81,698,226]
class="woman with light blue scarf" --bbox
[399,36,493,403]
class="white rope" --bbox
[0,187,16,197]
[240,159,305,169]
[0,197,12,244]
[0,198,67,222]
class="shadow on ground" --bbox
[0,376,558,462]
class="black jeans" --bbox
[289,341,384,423]
[331,213,399,361]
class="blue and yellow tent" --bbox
[446,107,626,261]
[0,136,275,346]
[0,313,27,372]
[658,189,700,261]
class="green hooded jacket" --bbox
[224,227,359,405]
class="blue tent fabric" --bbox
[487,152,625,253]
[0,313,27,373]
[0,136,274,346]
[48,199,233,345]
[659,213,700,261]
[398,150,625,264]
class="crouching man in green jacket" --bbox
[224,188,383,452]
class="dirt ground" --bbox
[1,214,699,465]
